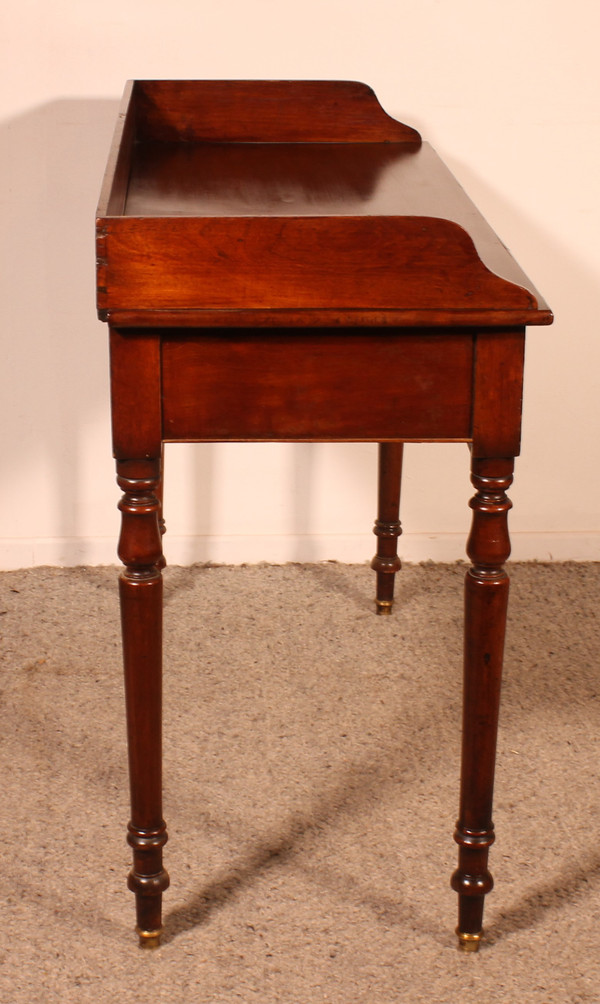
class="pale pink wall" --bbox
[1,0,598,566]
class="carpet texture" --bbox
[0,562,599,1002]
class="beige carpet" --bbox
[1,562,599,1002]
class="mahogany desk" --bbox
[96,80,552,951]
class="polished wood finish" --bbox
[117,458,169,943]
[132,79,422,144]
[97,81,551,330]
[371,443,404,614]
[451,458,514,946]
[161,330,473,442]
[97,80,552,951]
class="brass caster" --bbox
[375,599,393,615]
[137,927,162,949]
[457,929,482,953]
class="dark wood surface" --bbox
[97,80,552,953]
[131,79,422,144]
[160,329,474,443]
[97,80,552,329]
[371,443,404,615]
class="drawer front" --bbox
[161,330,473,442]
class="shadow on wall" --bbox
[0,98,374,567]
[0,98,378,568]
[0,99,122,562]
[0,99,217,567]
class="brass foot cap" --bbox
[137,927,162,949]
[457,929,482,952]
[375,600,394,615]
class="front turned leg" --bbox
[451,457,514,951]
[371,443,404,614]
[117,458,169,948]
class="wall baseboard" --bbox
[1,532,599,570]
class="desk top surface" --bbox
[96,80,552,327]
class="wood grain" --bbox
[132,79,421,144]
[161,329,474,442]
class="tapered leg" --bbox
[371,442,404,614]
[117,458,170,948]
[451,457,514,951]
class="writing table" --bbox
[96,80,552,951]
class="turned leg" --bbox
[371,442,404,614]
[451,457,514,951]
[117,458,170,948]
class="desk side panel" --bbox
[96,82,136,218]
[96,87,136,314]
[132,80,421,144]
[100,216,538,316]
